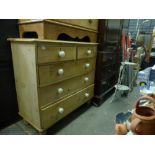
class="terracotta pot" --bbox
[131,95,155,135]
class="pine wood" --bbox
[38,58,96,86]
[77,46,97,59]
[18,19,99,30]
[38,45,76,63]
[10,42,41,129]
[18,19,98,32]
[18,20,98,42]
[19,22,44,38]
[45,21,97,42]
[39,71,95,108]
[53,19,98,30]
[9,39,97,132]
[8,38,98,45]
[41,84,94,129]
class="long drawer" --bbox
[37,45,76,64]
[40,84,94,130]
[38,71,95,108]
[53,19,98,30]
[38,58,96,86]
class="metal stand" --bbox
[111,62,137,103]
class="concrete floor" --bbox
[0,87,140,135]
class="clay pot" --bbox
[131,95,155,135]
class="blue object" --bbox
[115,111,132,124]
[149,69,155,82]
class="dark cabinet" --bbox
[0,20,20,128]
[93,19,123,106]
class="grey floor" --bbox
[0,87,140,135]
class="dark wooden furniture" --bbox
[0,20,20,128]
[93,19,123,106]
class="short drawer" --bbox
[40,84,94,129]
[77,58,96,75]
[38,58,96,86]
[37,45,76,63]
[38,71,95,108]
[77,46,97,59]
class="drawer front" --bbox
[77,46,97,59]
[39,71,95,108]
[54,19,98,30]
[40,84,94,129]
[38,58,96,86]
[77,58,96,75]
[37,45,76,63]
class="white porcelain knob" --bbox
[85,93,89,97]
[58,51,65,58]
[41,46,46,50]
[85,63,90,68]
[87,50,92,55]
[58,69,64,75]
[57,88,64,94]
[58,107,64,114]
[84,77,89,82]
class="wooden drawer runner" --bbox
[40,84,94,129]
[37,45,76,63]
[38,58,96,86]
[39,71,95,108]
[77,46,97,59]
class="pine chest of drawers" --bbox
[9,38,97,132]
